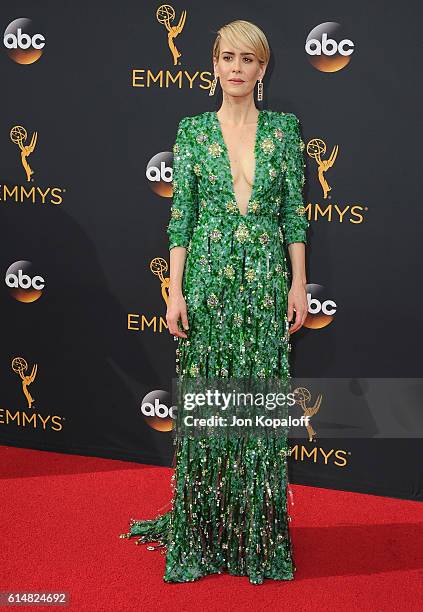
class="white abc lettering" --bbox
[5,269,45,290]
[337,38,354,55]
[307,293,337,315]
[31,33,45,49]
[32,275,44,290]
[160,161,173,182]
[140,401,155,416]
[305,33,354,57]
[4,28,46,50]
[155,399,168,418]
[146,161,173,183]
[146,166,160,182]
[141,398,175,419]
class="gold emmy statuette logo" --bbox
[12,356,37,409]
[150,257,170,306]
[307,138,338,199]
[293,387,322,442]
[10,125,38,182]
[156,4,186,65]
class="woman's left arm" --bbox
[280,113,310,334]
[286,242,307,333]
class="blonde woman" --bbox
[121,19,309,585]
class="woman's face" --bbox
[213,36,266,100]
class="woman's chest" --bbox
[192,115,287,196]
[219,123,258,186]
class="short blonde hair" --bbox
[212,20,270,66]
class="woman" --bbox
[120,19,309,584]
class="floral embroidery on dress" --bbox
[208,142,223,158]
[250,200,260,213]
[234,223,249,243]
[210,228,222,241]
[259,232,269,245]
[225,200,238,214]
[262,294,274,308]
[170,207,183,220]
[207,293,219,308]
[245,268,256,282]
[223,264,235,279]
[260,137,275,154]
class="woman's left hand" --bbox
[287,280,308,334]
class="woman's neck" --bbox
[216,99,259,126]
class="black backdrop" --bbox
[1,1,422,501]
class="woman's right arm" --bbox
[167,246,189,338]
[166,116,198,338]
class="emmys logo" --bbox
[0,356,64,431]
[5,261,45,303]
[307,137,338,199]
[131,6,212,91]
[12,357,37,409]
[290,444,349,467]
[1,124,66,205]
[127,257,170,333]
[141,390,176,432]
[304,284,337,329]
[10,125,37,182]
[151,257,170,306]
[156,4,186,66]
[293,387,322,442]
[3,18,45,64]
[146,151,174,197]
[305,22,354,72]
[304,135,368,225]
[308,202,367,224]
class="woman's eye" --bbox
[222,55,252,62]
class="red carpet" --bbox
[0,445,422,611]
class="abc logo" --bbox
[4,18,45,64]
[5,260,45,303]
[146,152,174,198]
[304,283,337,329]
[305,22,354,72]
[141,390,176,432]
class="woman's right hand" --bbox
[166,290,189,338]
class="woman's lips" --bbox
[228,79,244,84]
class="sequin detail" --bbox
[121,109,309,585]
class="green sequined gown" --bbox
[120,109,309,584]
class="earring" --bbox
[209,75,218,96]
[257,78,263,101]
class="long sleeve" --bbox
[279,113,310,246]
[167,116,199,250]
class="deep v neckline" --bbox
[213,109,262,218]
